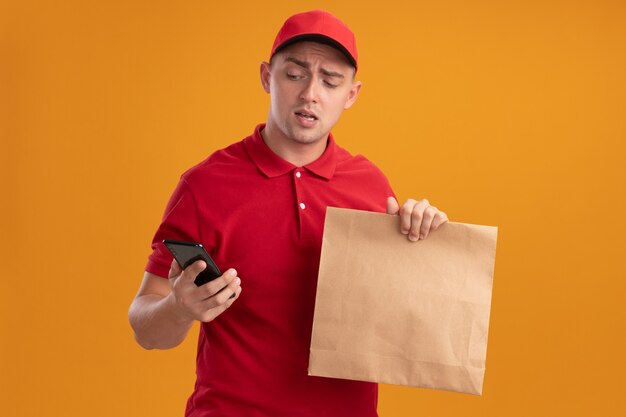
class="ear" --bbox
[260,61,271,93]
[343,80,362,109]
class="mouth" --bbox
[294,110,318,121]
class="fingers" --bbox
[418,206,438,240]
[171,265,242,323]
[196,288,242,322]
[213,275,242,305]
[386,196,400,215]
[399,199,427,239]
[398,198,449,241]
[407,199,429,241]
[431,210,449,230]
[196,277,243,322]
[196,268,239,300]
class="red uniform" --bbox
[146,124,395,416]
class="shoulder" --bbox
[334,143,389,181]
[180,139,251,186]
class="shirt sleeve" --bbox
[384,176,397,205]
[145,178,200,278]
[363,157,397,212]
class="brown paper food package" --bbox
[308,207,498,395]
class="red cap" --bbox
[270,10,358,70]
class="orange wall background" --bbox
[2,0,625,415]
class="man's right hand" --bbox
[168,259,242,323]
[129,260,242,349]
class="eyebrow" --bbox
[285,57,345,79]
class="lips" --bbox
[294,110,318,121]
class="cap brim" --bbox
[273,34,357,69]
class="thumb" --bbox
[386,196,400,215]
[182,260,207,282]
[168,258,182,279]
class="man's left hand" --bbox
[386,197,449,241]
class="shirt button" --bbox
[295,171,301,178]
[299,203,306,210]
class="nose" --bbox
[299,76,319,103]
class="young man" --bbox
[129,10,448,416]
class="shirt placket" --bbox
[292,169,313,240]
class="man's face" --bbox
[260,41,361,145]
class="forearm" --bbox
[129,292,195,350]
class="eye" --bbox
[287,73,303,81]
[324,80,338,88]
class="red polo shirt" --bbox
[146,124,395,417]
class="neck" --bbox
[261,123,328,167]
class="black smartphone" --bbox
[163,240,222,286]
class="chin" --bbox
[286,127,326,145]
[291,134,323,145]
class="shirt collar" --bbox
[244,124,338,180]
